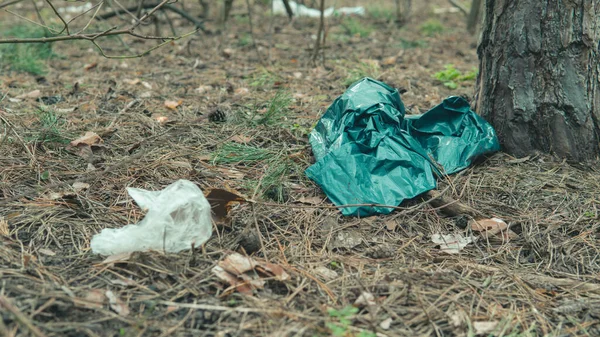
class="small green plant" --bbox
[344,61,380,87]
[237,34,252,47]
[28,108,70,144]
[255,90,292,125]
[0,25,56,75]
[248,68,280,88]
[420,19,444,37]
[212,143,276,165]
[341,17,373,38]
[433,64,478,89]
[398,38,428,49]
[326,306,376,337]
[368,6,395,22]
[584,210,595,218]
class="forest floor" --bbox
[1,1,599,336]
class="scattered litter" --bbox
[431,233,473,254]
[273,0,365,18]
[90,180,212,255]
[306,78,499,216]
[212,252,290,295]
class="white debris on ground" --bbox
[272,0,365,18]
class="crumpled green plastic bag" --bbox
[306,78,499,217]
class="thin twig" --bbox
[311,0,325,64]
[0,295,48,337]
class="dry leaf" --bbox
[230,134,253,143]
[73,289,106,309]
[212,253,290,295]
[384,219,398,231]
[38,248,56,256]
[332,230,363,249]
[164,100,182,110]
[100,252,132,265]
[84,63,98,70]
[297,196,322,205]
[293,72,303,79]
[141,81,152,89]
[16,90,41,99]
[105,290,130,316]
[205,188,247,221]
[70,132,102,147]
[72,182,90,192]
[222,48,234,58]
[380,317,393,330]
[314,266,338,281]
[473,321,499,335]
[354,291,376,307]
[0,217,8,236]
[382,56,397,66]
[214,167,245,179]
[123,78,141,85]
[212,265,253,294]
[155,116,169,124]
[111,278,137,287]
[470,218,517,241]
[195,85,213,94]
[234,87,250,96]
[431,233,473,254]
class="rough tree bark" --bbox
[474,1,600,160]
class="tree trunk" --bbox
[474,0,600,160]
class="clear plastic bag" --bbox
[90,180,212,255]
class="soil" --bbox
[1,1,599,337]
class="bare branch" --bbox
[0,0,205,59]
[44,0,70,35]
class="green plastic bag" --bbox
[306,78,499,216]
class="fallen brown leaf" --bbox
[0,217,8,236]
[205,188,247,221]
[164,100,182,110]
[382,56,397,66]
[230,134,253,144]
[470,218,518,241]
[16,90,41,99]
[105,290,129,316]
[212,253,290,295]
[70,132,102,147]
[73,289,106,309]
